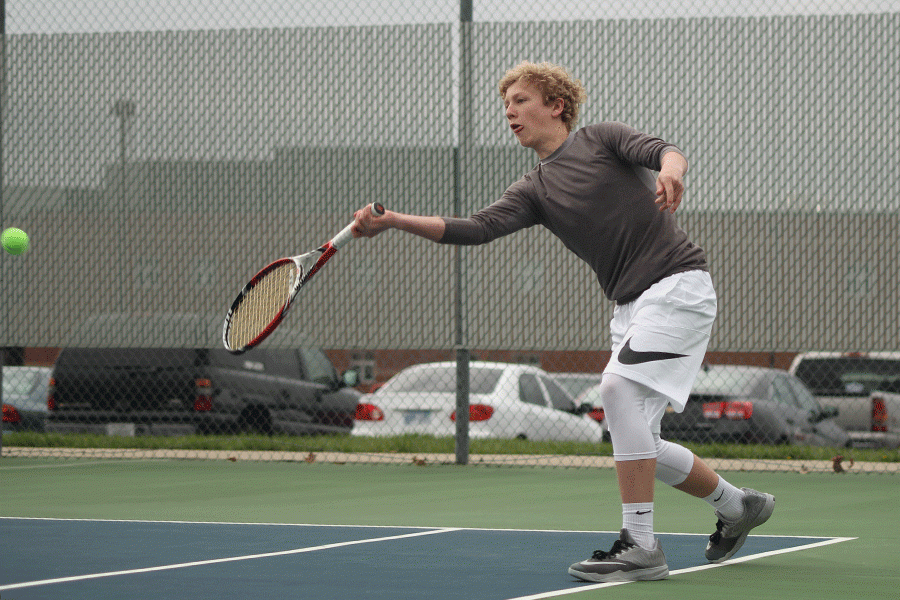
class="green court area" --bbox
[1,457,897,599]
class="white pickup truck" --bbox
[789,352,900,448]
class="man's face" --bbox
[503,79,561,152]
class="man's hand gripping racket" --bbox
[223,203,385,353]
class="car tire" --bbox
[239,405,273,435]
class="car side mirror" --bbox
[815,405,839,422]
[576,402,593,416]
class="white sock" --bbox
[704,477,745,521]
[622,502,655,550]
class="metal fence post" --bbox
[454,0,473,466]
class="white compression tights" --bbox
[599,374,695,487]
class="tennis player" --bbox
[352,61,774,582]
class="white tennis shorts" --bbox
[603,270,717,412]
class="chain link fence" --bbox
[2,1,899,472]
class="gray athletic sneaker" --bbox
[568,529,669,583]
[705,487,775,563]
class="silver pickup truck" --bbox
[788,352,900,448]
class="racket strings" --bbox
[227,263,297,349]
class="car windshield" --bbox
[577,385,604,405]
[2,371,38,398]
[556,375,602,398]
[793,357,900,395]
[380,366,504,394]
[691,369,766,398]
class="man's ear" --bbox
[551,98,565,118]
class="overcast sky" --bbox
[8,0,899,34]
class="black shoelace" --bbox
[709,519,726,544]
[591,537,633,560]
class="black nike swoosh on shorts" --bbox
[618,337,688,365]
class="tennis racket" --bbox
[223,203,385,354]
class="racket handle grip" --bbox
[333,203,386,249]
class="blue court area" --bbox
[1,518,846,600]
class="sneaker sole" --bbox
[708,492,775,563]
[568,564,669,583]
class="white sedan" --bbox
[353,361,604,443]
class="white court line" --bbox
[0,517,857,539]
[0,516,440,529]
[0,527,460,592]
[503,536,857,600]
[0,518,857,597]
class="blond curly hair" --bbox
[498,61,587,132]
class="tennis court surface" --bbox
[1,517,847,600]
[1,458,895,600]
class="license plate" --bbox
[403,410,432,425]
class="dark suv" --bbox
[46,348,360,436]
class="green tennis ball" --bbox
[2,227,29,255]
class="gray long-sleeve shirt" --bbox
[440,121,708,304]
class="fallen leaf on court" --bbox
[832,455,853,473]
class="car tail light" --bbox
[47,377,57,411]
[588,407,605,423]
[703,401,753,420]
[2,404,21,424]
[872,395,887,432]
[450,404,495,422]
[355,403,384,421]
[194,378,213,412]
